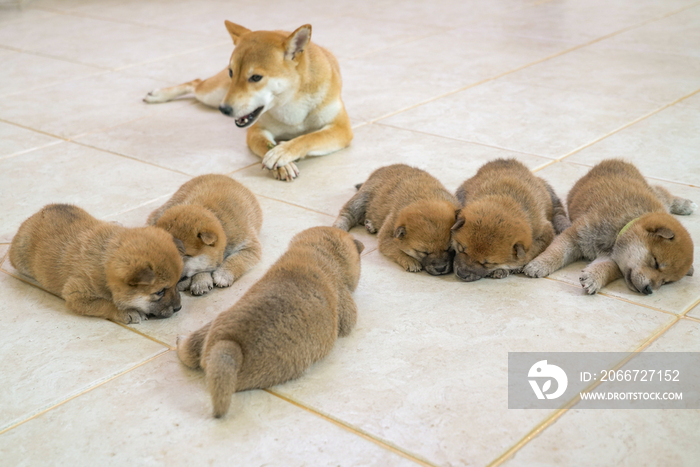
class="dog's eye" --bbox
[653,257,660,270]
[249,74,263,82]
[228,69,233,78]
[154,288,166,299]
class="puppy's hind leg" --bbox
[336,289,358,337]
[177,322,212,369]
[333,187,370,232]
[205,340,243,418]
[652,185,697,216]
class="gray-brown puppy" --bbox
[333,164,458,275]
[10,204,183,323]
[524,160,695,294]
[148,174,262,296]
[177,226,363,418]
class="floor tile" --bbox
[0,71,192,139]
[567,99,700,186]
[0,142,190,243]
[76,103,255,176]
[687,304,700,320]
[271,250,673,467]
[0,7,56,26]
[534,162,700,315]
[0,50,103,98]
[233,123,552,217]
[121,43,232,83]
[0,272,167,432]
[0,351,418,466]
[0,13,217,69]
[0,121,61,161]
[505,42,700,105]
[503,318,700,467]
[341,28,575,122]
[380,79,658,159]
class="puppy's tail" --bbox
[543,180,571,234]
[205,339,243,418]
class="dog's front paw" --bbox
[262,143,299,170]
[120,309,147,324]
[273,162,299,182]
[671,198,697,216]
[212,268,235,288]
[398,256,422,273]
[523,260,552,278]
[177,276,192,291]
[490,268,510,279]
[580,271,602,295]
[190,272,213,296]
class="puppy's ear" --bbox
[198,231,217,246]
[128,266,155,286]
[687,265,694,277]
[224,20,251,45]
[353,239,365,254]
[451,214,465,232]
[284,24,312,61]
[513,242,527,260]
[172,238,186,256]
[394,226,406,239]
[650,227,675,240]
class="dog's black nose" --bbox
[173,304,182,312]
[642,285,653,295]
[219,104,233,116]
[434,264,450,275]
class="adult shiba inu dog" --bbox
[451,159,569,282]
[144,21,353,182]
[10,204,183,324]
[177,227,363,418]
[333,164,458,275]
[524,160,695,294]
[148,174,263,296]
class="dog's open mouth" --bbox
[235,106,264,128]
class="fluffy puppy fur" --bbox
[148,174,263,296]
[333,164,458,275]
[177,227,363,418]
[10,204,183,323]
[451,159,569,281]
[524,159,695,294]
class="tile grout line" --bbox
[683,315,700,324]
[680,296,700,317]
[255,193,335,218]
[111,322,174,349]
[0,350,171,436]
[265,389,437,467]
[487,315,680,467]
[555,87,700,163]
[366,1,700,126]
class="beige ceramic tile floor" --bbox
[1,0,699,465]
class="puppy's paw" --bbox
[523,260,552,278]
[190,273,213,296]
[490,268,510,279]
[580,271,602,295]
[177,276,192,291]
[212,268,235,288]
[262,142,299,170]
[365,219,377,234]
[671,198,697,216]
[120,309,147,324]
[272,162,299,182]
[143,88,170,103]
[398,257,422,273]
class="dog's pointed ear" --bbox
[513,242,527,260]
[198,231,217,246]
[353,239,365,254]
[224,20,251,45]
[172,238,186,256]
[451,211,465,231]
[284,24,312,61]
[128,265,155,286]
[687,265,694,277]
[650,227,675,240]
[394,225,406,239]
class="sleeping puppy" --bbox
[333,164,458,275]
[451,159,569,281]
[524,159,695,294]
[10,204,183,324]
[176,227,363,418]
[148,174,263,296]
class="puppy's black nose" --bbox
[434,264,450,275]
[219,104,233,116]
[173,304,182,312]
[642,285,653,295]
